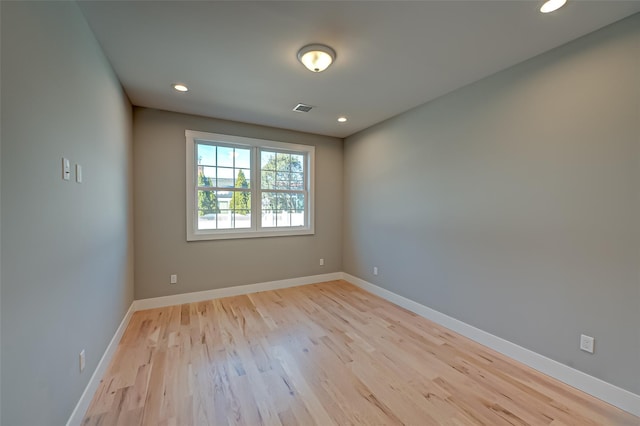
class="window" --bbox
[186,130,314,240]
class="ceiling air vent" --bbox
[293,103,313,113]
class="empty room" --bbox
[1,1,640,425]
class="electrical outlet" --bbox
[319,258,324,266]
[373,266,378,276]
[170,274,178,284]
[79,349,86,372]
[580,334,594,354]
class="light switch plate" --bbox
[79,349,86,372]
[62,157,71,181]
[76,164,82,183]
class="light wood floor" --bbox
[83,280,639,425]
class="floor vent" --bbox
[293,103,313,113]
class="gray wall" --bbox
[0,2,134,425]
[344,14,640,394]
[133,108,342,299]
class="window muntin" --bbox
[186,130,314,241]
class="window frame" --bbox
[186,130,315,241]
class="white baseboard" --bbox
[66,302,136,426]
[133,272,343,311]
[342,272,640,417]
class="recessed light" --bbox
[540,0,567,13]
[173,83,189,92]
[337,116,348,123]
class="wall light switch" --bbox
[62,157,71,181]
[79,349,86,372]
[76,164,82,183]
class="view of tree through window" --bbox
[197,171,219,216]
[230,169,250,215]
[260,150,305,227]
[196,143,251,230]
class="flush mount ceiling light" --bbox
[540,0,567,13]
[297,44,336,73]
[172,83,189,92]
[337,116,348,123]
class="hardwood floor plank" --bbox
[83,280,640,425]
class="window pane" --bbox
[291,211,305,227]
[234,148,250,169]
[198,210,217,230]
[262,192,277,210]
[262,210,276,228]
[258,193,305,228]
[230,190,251,216]
[215,190,230,212]
[235,169,250,188]
[197,190,219,230]
[217,210,234,229]
[290,172,303,190]
[233,210,251,229]
[197,166,216,187]
[261,171,275,190]
[282,211,295,227]
[291,154,304,173]
[218,146,234,167]
[217,167,234,187]
[261,151,276,170]
[277,193,291,211]
[292,193,305,210]
[197,143,216,166]
[276,153,291,171]
[197,190,219,215]
[276,172,289,190]
[229,191,251,228]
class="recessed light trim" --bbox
[540,0,567,13]
[297,44,336,73]
[173,83,189,92]
[337,116,348,123]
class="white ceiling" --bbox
[78,1,640,138]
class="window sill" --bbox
[187,228,315,241]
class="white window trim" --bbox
[186,130,315,241]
